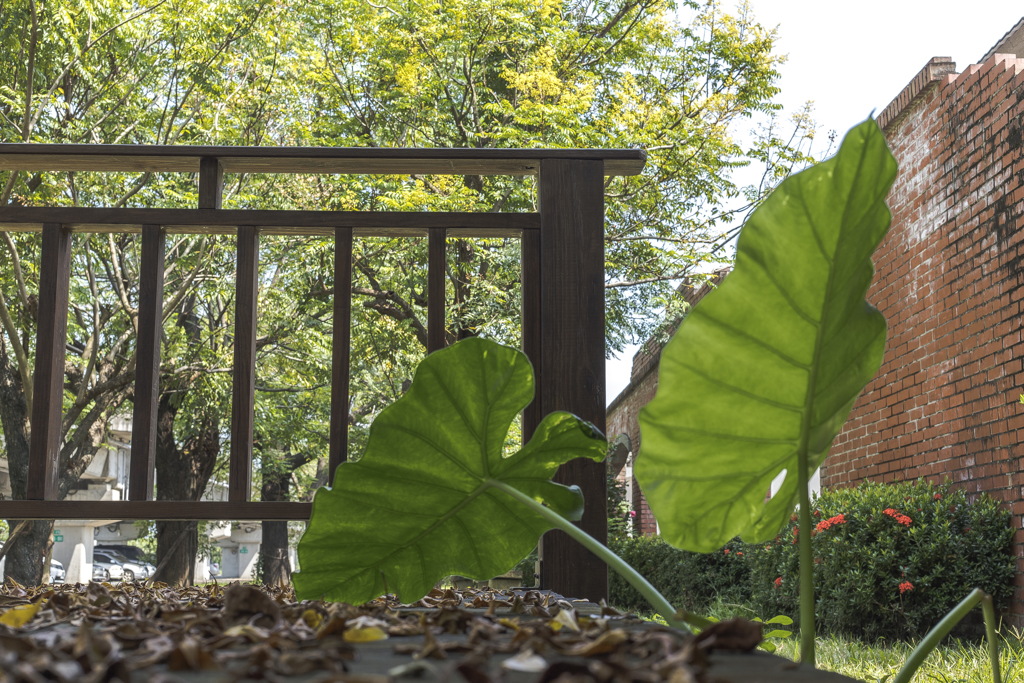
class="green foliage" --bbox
[748,480,1015,641]
[702,598,1019,683]
[607,466,633,542]
[292,337,606,604]
[608,535,751,615]
[636,119,898,552]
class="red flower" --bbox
[793,527,799,535]
[934,493,942,500]
[724,548,731,554]
[774,577,783,588]
[791,514,798,522]
[899,581,914,594]
[815,513,847,532]
[883,508,912,526]
[737,552,743,556]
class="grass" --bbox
[644,600,1024,683]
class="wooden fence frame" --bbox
[0,144,646,602]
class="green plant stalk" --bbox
[797,464,815,667]
[489,479,713,632]
[982,593,1001,683]
[893,588,1000,683]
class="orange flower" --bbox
[899,581,914,594]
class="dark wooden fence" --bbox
[0,145,646,601]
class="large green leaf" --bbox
[636,119,897,552]
[292,337,606,603]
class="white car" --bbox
[92,557,124,581]
[93,549,143,581]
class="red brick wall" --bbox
[608,352,660,536]
[823,53,1024,625]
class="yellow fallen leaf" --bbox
[0,601,41,628]
[343,626,388,643]
[301,609,322,630]
[551,609,581,633]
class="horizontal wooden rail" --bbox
[0,144,645,176]
[0,207,538,237]
[0,501,312,521]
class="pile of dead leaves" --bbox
[0,581,761,683]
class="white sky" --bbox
[605,3,1024,405]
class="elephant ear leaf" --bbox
[292,337,606,604]
[636,119,897,553]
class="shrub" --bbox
[609,535,751,615]
[748,479,1014,641]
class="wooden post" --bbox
[129,224,165,501]
[198,157,223,209]
[537,158,607,602]
[27,223,72,500]
[328,229,353,485]
[229,225,259,501]
[521,229,542,442]
[427,228,446,354]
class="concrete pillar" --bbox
[51,524,94,584]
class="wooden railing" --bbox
[0,144,646,601]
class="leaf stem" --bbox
[488,479,711,632]
[892,588,1001,683]
[797,466,815,667]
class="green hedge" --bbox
[611,480,1014,641]
[609,535,751,614]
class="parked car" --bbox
[95,544,148,565]
[92,563,110,581]
[50,558,65,583]
[93,548,147,581]
[92,557,124,581]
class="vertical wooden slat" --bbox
[129,225,165,501]
[427,227,446,353]
[328,229,353,485]
[198,157,223,209]
[229,225,259,502]
[27,223,72,501]
[521,229,542,443]
[537,158,608,602]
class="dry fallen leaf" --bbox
[0,601,40,628]
[694,618,762,652]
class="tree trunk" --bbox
[260,446,314,586]
[153,392,220,585]
[259,451,291,586]
[155,521,198,586]
[0,334,51,586]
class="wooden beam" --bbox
[129,225,165,501]
[328,229,353,485]
[229,226,259,502]
[27,223,72,501]
[0,145,647,176]
[427,228,447,354]
[521,228,542,442]
[198,157,223,209]
[537,158,608,603]
[0,500,312,521]
[0,207,538,235]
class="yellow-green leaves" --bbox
[292,338,606,604]
[636,119,897,553]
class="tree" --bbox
[0,0,286,584]
[1,0,813,585]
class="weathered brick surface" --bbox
[823,53,1024,626]
[608,358,661,536]
[606,269,731,537]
